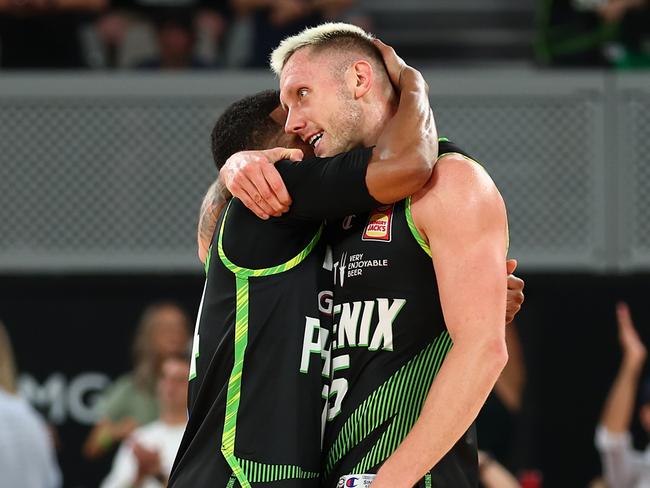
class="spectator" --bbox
[136,9,211,69]
[596,302,650,488]
[0,0,107,68]
[83,302,190,460]
[100,354,190,488]
[229,0,359,67]
[94,0,228,68]
[0,320,62,488]
[536,0,650,67]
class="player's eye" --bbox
[298,88,308,99]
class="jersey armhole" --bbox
[405,196,432,258]
[406,151,510,257]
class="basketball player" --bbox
[225,24,513,487]
[168,42,438,488]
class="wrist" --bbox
[621,356,645,373]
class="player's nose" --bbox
[284,107,306,135]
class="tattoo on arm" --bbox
[198,178,231,245]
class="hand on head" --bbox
[372,39,428,95]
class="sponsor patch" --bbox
[362,204,394,242]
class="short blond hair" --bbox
[270,22,376,75]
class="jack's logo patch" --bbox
[362,205,394,242]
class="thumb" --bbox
[266,147,303,163]
[506,258,518,275]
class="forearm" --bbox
[600,359,643,434]
[479,452,520,488]
[197,178,230,263]
[369,69,437,202]
[374,338,507,487]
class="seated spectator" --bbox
[135,9,211,69]
[83,302,190,460]
[0,319,61,488]
[100,354,190,488]
[229,0,361,67]
[536,0,650,67]
[596,302,650,487]
[94,0,227,68]
[0,0,107,68]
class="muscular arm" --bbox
[365,65,437,203]
[372,155,509,487]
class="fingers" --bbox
[616,301,634,330]
[507,274,525,293]
[506,274,525,324]
[261,163,292,207]
[506,258,518,275]
[372,38,406,88]
[222,148,299,219]
[250,165,287,216]
[233,176,272,219]
[264,146,303,163]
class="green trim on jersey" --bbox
[324,331,454,477]
[405,196,431,258]
[218,201,323,278]
[216,201,322,487]
[405,150,495,258]
[204,246,212,275]
[239,459,320,483]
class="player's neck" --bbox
[362,96,398,146]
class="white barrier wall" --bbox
[0,69,647,272]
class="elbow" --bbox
[481,336,509,376]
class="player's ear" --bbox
[351,60,373,99]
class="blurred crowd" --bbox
[0,0,649,70]
[3,299,650,486]
[0,0,369,70]
[536,0,650,67]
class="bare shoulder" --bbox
[411,153,506,235]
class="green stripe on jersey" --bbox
[216,200,322,487]
[238,459,319,483]
[204,246,212,275]
[324,332,453,477]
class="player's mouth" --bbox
[308,132,324,150]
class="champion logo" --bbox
[362,205,394,242]
[338,474,376,488]
[342,215,356,230]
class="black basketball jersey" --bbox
[169,147,379,488]
[321,140,480,488]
